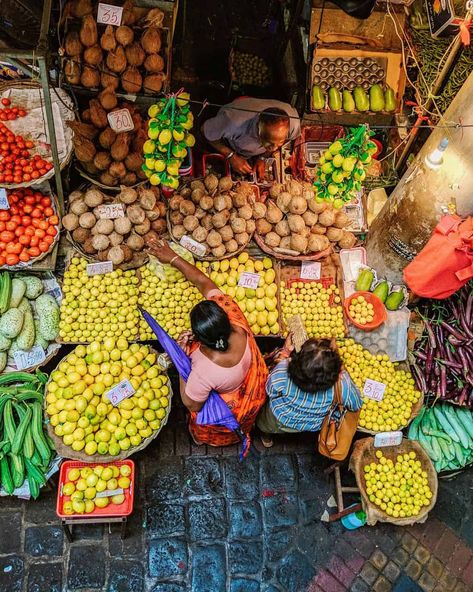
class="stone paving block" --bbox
[393,574,424,591]
[265,529,293,563]
[448,542,473,576]
[437,570,458,591]
[229,541,263,575]
[296,522,335,565]
[370,549,388,571]
[27,561,62,592]
[426,556,444,579]
[107,560,144,592]
[148,538,188,579]
[24,525,63,557]
[418,571,437,592]
[261,454,296,490]
[311,569,346,592]
[0,512,21,554]
[327,554,356,588]
[435,529,460,564]
[346,531,376,559]
[414,544,431,565]
[350,577,371,592]
[157,425,175,457]
[453,582,468,592]
[405,559,423,580]
[360,562,379,586]
[0,556,24,592]
[175,428,191,456]
[224,456,260,500]
[191,544,226,592]
[150,584,186,592]
[335,540,365,573]
[24,490,58,525]
[230,578,260,592]
[462,557,473,585]
[147,503,185,538]
[392,547,410,567]
[188,498,227,541]
[262,493,299,529]
[299,496,325,525]
[229,501,263,540]
[70,523,104,540]
[276,549,316,591]
[383,561,401,583]
[109,509,144,557]
[416,518,447,552]
[402,532,419,553]
[373,575,391,592]
[296,453,329,494]
[146,459,184,502]
[261,585,281,592]
[183,457,223,497]
[67,545,105,590]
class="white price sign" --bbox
[86,261,113,276]
[96,203,125,219]
[0,188,9,210]
[180,235,207,257]
[13,346,46,370]
[106,379,135,407]
[374,431,403,448]
[95,488,125,498]
[107,108,134,133]
[363,378,386,402]
[300,261,321,280]
[238,272,260,290]
[97,3,123,26]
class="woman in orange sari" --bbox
[147,239,268,448]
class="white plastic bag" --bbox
[148,242,195,283]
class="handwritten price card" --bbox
[180,235,207,257]
[238,272,260,290]
[96,203,125,219]
[107,379,135,407]
[363,378,386,402]
[300,261,321,280]
[107,108,134,133]
[374,431,403,448]
[86,261,113,276]
[13,346,46,370]
[97,3,123,26]
[0,188,9,210]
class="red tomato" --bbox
[22,174,31,182]
[6,242,21,254]
[31,208,42,219]
[19,251,30,262]
[0,230,14,242]
[5,221,16,232]
[10,215,20,225]
[40,197,52,207]
[49,215,59,226]
[43,235,54,246]
[0,256,5,266]
[46,226,57,237]
[21,216,31,226]
[14,226,24,237]
[0,222,4,232]
[23,205,33,214]
[18,110,26,118]
[24,196,35,205]
[38,220,48,231]
[31,171,40,180]
[0,211,9,221]
[24,227,35,237]
[38,241,49,253]
[30,236,39,247]
[28,246,40,257]
[5,254,19,266]
[18,235,30,246]
[1,98,10,106]
[34,228,45,239]
[25,140,33,149]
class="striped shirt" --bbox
[266,361,363,431]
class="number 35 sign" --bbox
[97,3,123,26]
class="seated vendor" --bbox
[201,97,300,179]
[257,336,362,446]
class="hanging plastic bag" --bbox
[148,241,195,283]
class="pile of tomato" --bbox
[0,98,27,121]
[0,188,59,266]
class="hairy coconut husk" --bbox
[143,73,164,94]
[100,171,118,186]
[110,133,131,161]
[64,58,81,84]
[141,27,161,54]
[122,171,137,186]
[98,127,117,149]
[124,151,143,172]
[100,25,116,52]
[81,160,100,175]
[80,66,100,89]
[67,120,98,140]
[73,135,96,162]
[65,31,83,57]
[125,42,145,66]
[144,8,165,27]
[72,0,93,18]
[115,25,134,47]
[121,0,138,25]
[132,128,147,153]
[93,151,112,171]
[83,44,102,66]
[100,68,119,91]
[89,98,108,128]
[98,88,117,111]
[106,45,127,74]
[109,161,127,178]
[144,53,164,73]
[121,66,142,94]
[82,108,91,122]
[79,14,98,47]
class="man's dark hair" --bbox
[190,300,232,351]
[259,108,290,128]
[288,338,342,393]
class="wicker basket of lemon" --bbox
[350,437,438,526]
[44,339,172,462]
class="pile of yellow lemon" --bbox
[59,258,140,342]
[62,464,132,515]
[364,450,433,518]
[45,339,170,456]
[281,280,345,339]
[338,338,422,431]
[348,295,374,325]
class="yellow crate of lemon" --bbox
[45,339,171,460]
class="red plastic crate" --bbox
[56,459,135,519]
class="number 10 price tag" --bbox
[238,272,260,290]
[363,378,386,402]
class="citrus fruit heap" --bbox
[363,450,433,518]
[45,339,170,456]
[338,338,422,432]
[348,295,374,325]
[62,463,132,515]
[280,280,345,339]
[59,258,140,342]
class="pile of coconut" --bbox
[255,179,357,255]
[63,185,166,266]
[168,175,263,258]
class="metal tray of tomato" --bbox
[56,459,135,519]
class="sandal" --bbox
[260,435,274,448]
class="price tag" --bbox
[107,108,134,133]
[363,378,386,402]
[86,261,113,276]
[238,272,260,290]
[180,235,207,257]
[13,346,46,370]
[106,379,135,407]
[97,2,123,26]
[96,203,125,219]
[300,261,321,280]
[0,188,9,210]
[95,488,125,498]
[374,431,403,448]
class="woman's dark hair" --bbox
[190,300,232,351]
[288,338,342,393]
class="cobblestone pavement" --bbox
[1,399,473,592]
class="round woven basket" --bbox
[349,436,438,526]
[357,395,424,436]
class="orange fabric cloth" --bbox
[188,293,268,447]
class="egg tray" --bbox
[312,56,386,92]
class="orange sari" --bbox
[188,292,268,447]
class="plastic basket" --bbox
[201,153,230,178]
[292,124,344,181]
[344,291,387,331]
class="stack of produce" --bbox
[256,179,357,255]
[0,371,55,498]
[59,257,140,342]
[408,405,473,473]
[63,1,166,94]
[168,177,259,258]
[363,449,433,518]
[45,340,170,456]
[0,188,59,266]
[338,338,423,432]
[63,185,166,267]
[355,268,405,311]
[142,93,195,189]
[314,125,377,205]
[411,282,473,407]
[61,463,132,514]
[312,84,396,113]
[231,52,271,87]
[69,95,146,187]
[0,273,60,371]
[280,280,345,339]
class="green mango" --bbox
[342,90,355,113]
[328,87,342,112]
[353,86,369,112]
[355,269,374,292]
[373,280,389,303]
[385,290,404,311]
[369,84,385,112]
[312,85,325,110]
[384,87,396,113]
